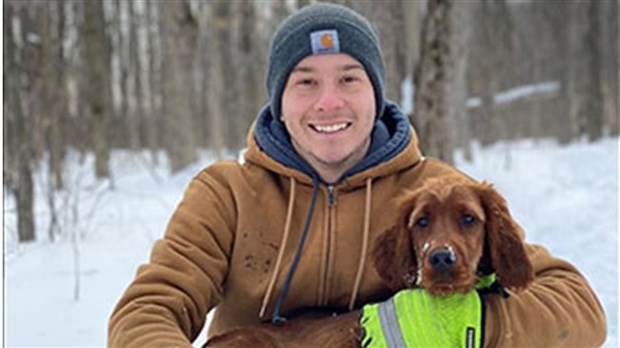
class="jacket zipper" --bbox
[321,185,337,306]
[327,185,337,207]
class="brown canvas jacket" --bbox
[108,125,606,347]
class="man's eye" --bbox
[342,76,359,84]
[298,79,315,86]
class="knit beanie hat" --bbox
[266,2,386,121]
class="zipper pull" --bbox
[327,185,336,207]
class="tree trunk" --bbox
[83,0,112,178]
[39,1,68,192]
[236,1,262,144]
[214,2,240,151]
[582,0,604,141]
[599,0,618,136]
[599,1,620,136]
[203,1,230,158]
[567,1,604,142]
[146,0,163,163]
[41,0,69,241]
[4,2,36,242]
[403,0,422,81]
[132,0,149,149]
[161,0,198,172]
[16,154,36,242]
[413,0,470,163]
[125,0,141,150]
[446,2,473,162]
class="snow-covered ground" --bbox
[5,137,618,347]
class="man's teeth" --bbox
[313,123,348,133]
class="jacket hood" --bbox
[247,101,422,187]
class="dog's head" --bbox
[372,177,533,295]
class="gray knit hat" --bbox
[266,2,386,120]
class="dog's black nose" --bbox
[429,248,456,271]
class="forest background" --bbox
[3,0,618,296]
[3,0,618,346]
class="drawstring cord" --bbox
[259,177,296,319]
[270,176,321,325]
[348,177,373,310]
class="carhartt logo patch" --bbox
[310,29,340,54]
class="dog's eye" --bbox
[461,214,476,226]
[416,216,429,228]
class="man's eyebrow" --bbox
[291,64,364,74]
[342,64,364,72]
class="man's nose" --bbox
[314,84,344,113]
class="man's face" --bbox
[281,53,376,182]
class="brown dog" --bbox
[204,177,533,347]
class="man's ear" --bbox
[372,197,418,292]
[478,182,533,291]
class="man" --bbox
[109,3,606,347]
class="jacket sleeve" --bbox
[483,243,607,347]
[108,169,236,347]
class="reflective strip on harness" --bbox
[378,297,407,347]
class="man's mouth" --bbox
[310,122,350,134]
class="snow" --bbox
[466,97,483,109]
[400,75,414,114]
[402,80,562,112]
[464,81,561,109]
[492,81,560,104]
[5,137,618,347]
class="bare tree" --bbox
[4,1,41,242]
[203,1,231,158]
[83,0,113,178]
[161,0,198,172]
[403,0,422,83]
[41,0,68,191]
[369,1,407,104]
[236,2,263,142]
[599,0,619,136]
[413,0,472,163]
[145,0,164,162]
[112,0,142,150]
[566,1,604,142]
[215,2,242,151]
[40,0,70,241]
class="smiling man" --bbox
[109,3,606,347]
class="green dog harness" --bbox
[360,274,496,348]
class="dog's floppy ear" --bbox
[477,182,533,291]
[372,193,418,292]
